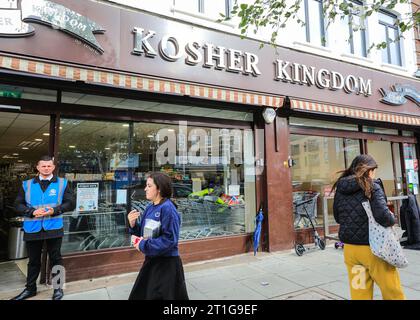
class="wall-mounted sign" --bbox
[0,0,105,52]
[379,84,420,107]
[131,27,373,97]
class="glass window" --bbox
[343,1,367,57]
[304,0,326,46]
[403,143,419,203]
[59,118,256,253]
[0,112,50,223]
[402,131,414,137]
[378,11,402,66]
[291,134,360,229]
[362,126,398,135]
[59,120,131,254]
[174,0,200,13]
[0,84,57,102]
[131,122,256,241]
[174,0,231,17]
[62,92,253,122]
[289,117,358,131]
[366,140,395,197]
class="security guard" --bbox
[11,156,74,300]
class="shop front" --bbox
[0,0,419,283]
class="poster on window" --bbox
[76,183,99,212]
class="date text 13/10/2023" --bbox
[163,304,258,317]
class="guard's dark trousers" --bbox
[26,237,63,292]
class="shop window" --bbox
[402,131,414,137]
[59,120,131,254]
[0,84,57,102]
[131,122,256,242]
[403,143,419,203]
[0,112,50,225]
[291,134,360,229]
[289,117,358,131]
[61,92,253,122]
[362,126,398,135]
[366,140,398,197]
[59,118,256,254]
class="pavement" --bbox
[1,243,420,300]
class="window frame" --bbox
[304,0,326,46]
[347,0,367,57]
[378,9,402,66]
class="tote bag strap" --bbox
[362,201,375,222]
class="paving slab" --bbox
[239,274,305,299]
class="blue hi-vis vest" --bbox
[22,177,67,233]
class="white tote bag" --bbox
[362,201,408,268]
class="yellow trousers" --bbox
[343,243,406,300]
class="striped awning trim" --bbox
[291,99,420,126]
[0,54,284,108]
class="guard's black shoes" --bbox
[11,289,37,300]
[52,288,64,300]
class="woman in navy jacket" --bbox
[127,172,189,300]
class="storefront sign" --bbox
[1,0,419,115]
[0,0,105,52]
[76,182,98,212]
[132,27,372,97]
[379,84,420,106]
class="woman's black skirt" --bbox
[128,255,189,300]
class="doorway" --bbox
[0,111,50,262]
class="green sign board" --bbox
[0,89,22,98]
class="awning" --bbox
[0,54,284,108]
[290,99,420,126]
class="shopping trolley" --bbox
[176,199,245,240]
[292,192,325,256]
[77,210,128,251]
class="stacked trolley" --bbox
[293,191,325,256]
[176,198,245,240]
[71,209,129,251]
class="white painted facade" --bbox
[103,0,418,79]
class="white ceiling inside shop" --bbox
[62,92,254,122]
[0,112,50,164]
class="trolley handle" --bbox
[294,198,315,207]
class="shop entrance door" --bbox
[0,111,50,262]
[365,138,419,217]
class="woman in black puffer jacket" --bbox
[332,154,405,300]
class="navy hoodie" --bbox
[129,199,180,257]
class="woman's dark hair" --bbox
[146,172,178,208]
[332,154,378,199]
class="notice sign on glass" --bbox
[76,183,99,212]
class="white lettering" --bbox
[244,52,261,76]
[203,43,226,69]
[159,36,182,62]
[330,71,344,91]
[185,41,202,65]
[132,28,157,57]
[227,48,243,73]
[274,60,292,82]
[344,75,359,94]
[316,68,330,88]
[301,65,315,86]
[359,77,372,96]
